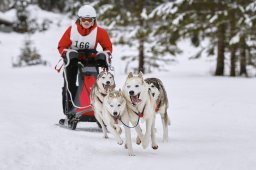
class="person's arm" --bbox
[57,26,72,56]
[97,27,113,56]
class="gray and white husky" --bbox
[102,90,135,156]
[145,78,170,142]
[90,71,115,138]
[122,72,158,149]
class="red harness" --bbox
[130,98,162,117]
[155,98,161,112]
[131,103,146,118]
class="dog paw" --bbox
[128,152,135,156]
[117,139,123,145]
[152,145,158,150]
[136,136,141,145]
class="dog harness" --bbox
[131,103,146,118]
[96,93,107,104]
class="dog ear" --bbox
[118,89,123,97]
[138,71,143,78]
[128,72,133,78]
[97,71,104,80]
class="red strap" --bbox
[55,59,64,73]
[155,98,161,112]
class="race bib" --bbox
[70,24,97,50]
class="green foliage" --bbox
[14,0,30,33]
[20,38,41,63]
[168,0,256,76]
[96,0,176,73]
[12,0,255,76]
[13,36,47,67]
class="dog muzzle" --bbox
[103,83,115,92]
[111,115,120,124]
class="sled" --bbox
[59,49,108,130]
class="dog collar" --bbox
[96,92,108,104]
[100,93,107,97]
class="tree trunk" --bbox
[230,45,236,77]
[138,38,144,73]
[239,35,247,76]
[229,9,237,77]
[215,23,226,76]
[247,48,253,65]
[138,19,145,73]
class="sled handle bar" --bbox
[77,49,98,55]
[64,49,98,57]
[64,49,109,68]
[64,49,98,61]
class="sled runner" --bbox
[59,49,109,130]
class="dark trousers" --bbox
[62,58,78,114]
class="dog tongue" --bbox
[131,95,141,104]
[114,117,118,124]
[104,84,114,91]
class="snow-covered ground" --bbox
[1,7,256,170]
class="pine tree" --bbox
[16,35,43,66]
[171,0,229,76]
[96,0,171,73]
[168,0,256,77]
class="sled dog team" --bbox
[90,71,170,156]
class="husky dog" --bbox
[102,90,135,156]
[90,71,115,138]
[145,78,170,142]
[122,72,158,149]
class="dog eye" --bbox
[151,85,154,88]
[110,104,114,107]
[127,85,130,88]
[118,104,121,107]
[135,85,139,88]
[102,77,105,79]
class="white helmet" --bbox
[77,5,96,18]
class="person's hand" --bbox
[97,51,112,66]
[103,51,112,65]
[61,49,67,58]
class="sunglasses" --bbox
[79,17,93,22]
